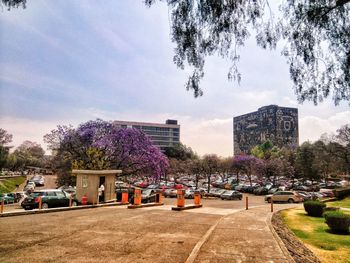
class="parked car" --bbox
[58,185,76,195]
[221,190,242,200]
[0,193,15,204]
[265,191,303,203]
[296,191,312,201]
[164,189,177,198]
[4,192,23,203]
[141,189,156,203]
[30,175,45,186]
[24,181,36,192]
[254,187,269,195]
[320,191,334,198]
[21,189,78,210]
[184,189,196,199]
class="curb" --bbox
[0,202,129,218]
[267,208,296,263]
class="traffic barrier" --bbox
[121,190,128,203]
[134,188,141,206]
[194,191,201,206]
[172,189,202,211]
[177,189,185,207]
[155,191,163,204]
[0,199,4,214]
[127,188,163,209]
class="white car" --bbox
[24,181,36,191]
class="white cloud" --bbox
[0,117,60,153]
[299,111,350,143]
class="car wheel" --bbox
[72,201,78,207]
[221,198,224,200]
[42,203,49,209]
[288,199,294,203]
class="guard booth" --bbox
[72,170,122,204]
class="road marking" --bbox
[185,216,224,263]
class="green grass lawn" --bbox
[0,176,26,193]
[281,208,350,263]
[327,198,350,209]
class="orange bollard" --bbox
[194,191,201,206]
[271,199,274,212]
[0,199,4,214]
[38,196,42,210]
[246,196,248,210]
[69,194,72,207]
[177,189,185,207]
[122,191,129,203]
[134,188,141,205]
[155,191,163,204]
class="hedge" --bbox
[334,187,350,200]
[324,211,350,233]
[303,200,326,217]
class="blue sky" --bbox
[0,1,349,156]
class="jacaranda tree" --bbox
[44,119,169,186]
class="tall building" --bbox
[233,105,299,155]
[113,119,180,152]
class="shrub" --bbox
[303,200,326,217]
[324,211,350,233]
[334,187,350,199]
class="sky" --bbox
[0,1,349,157]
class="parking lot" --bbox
[0,194,295,263]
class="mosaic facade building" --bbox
[113,119,180,152]
[233,105,299,155]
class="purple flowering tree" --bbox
[44,119,169,186]
[94,127,169,181]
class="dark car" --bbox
[220,190,243,200]
[21,189,78,210]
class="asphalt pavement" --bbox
[0,194,299,263]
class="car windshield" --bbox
[224,191,234,195]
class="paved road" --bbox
[0,195,299,263]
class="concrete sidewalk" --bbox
[192,204,300,263]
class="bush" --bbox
[324,211,350,233]
[304,200,326,217]
[334,187,350,199]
